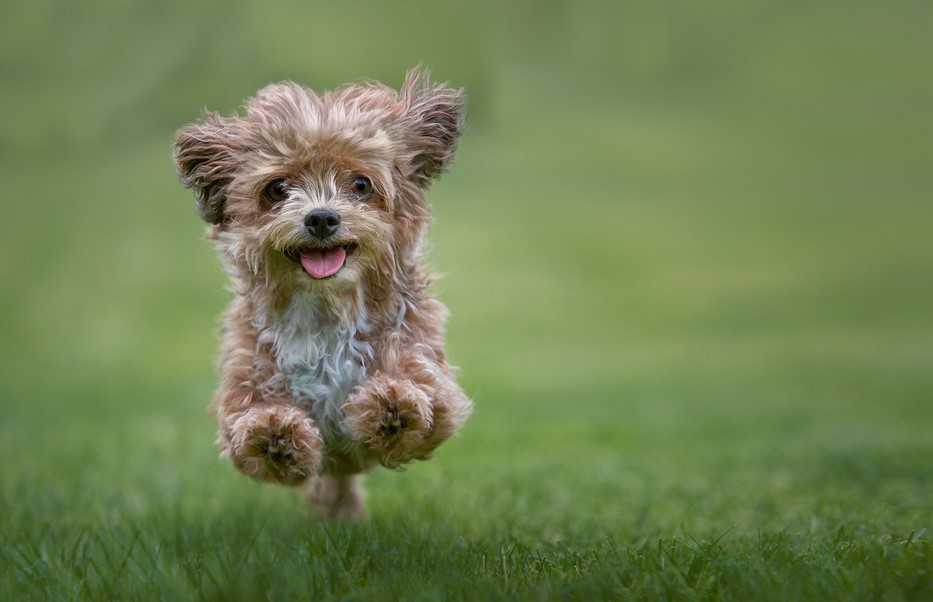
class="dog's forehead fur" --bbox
[242,81,406,163]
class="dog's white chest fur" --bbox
[260,294,373,439]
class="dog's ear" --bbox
[400,68,466,185]
[174,111,239,225]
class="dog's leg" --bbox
[219,402,323,486]
[343,372,434,468]
[212,301,324,485]
[343,344,471,468]
[304,474,368,520]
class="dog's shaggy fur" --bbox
[174,68,472,519]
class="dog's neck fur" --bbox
[250,285,374,443]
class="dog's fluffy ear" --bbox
[174,112,239,225]
[401,68,465,185]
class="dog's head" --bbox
[174,68,464,297]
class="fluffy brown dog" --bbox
[174,68,472,519]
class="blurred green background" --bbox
[2,0,932,571]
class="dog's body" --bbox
[174,69,472,519]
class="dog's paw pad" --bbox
[380,407,408,436]
[265,435,292,462]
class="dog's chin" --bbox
[284,242,360,282]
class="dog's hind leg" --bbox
[304,474,368,521]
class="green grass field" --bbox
[2,1,931,599]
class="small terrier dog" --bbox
[174,68,472,519]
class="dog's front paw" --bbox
[343,376,433,468]
[225,405,323,485]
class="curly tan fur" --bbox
[174,68,472,520]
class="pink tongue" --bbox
[299,247,347,279]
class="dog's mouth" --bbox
[285,243,359,279]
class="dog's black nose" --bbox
[304,209,341,240]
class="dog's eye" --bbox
[265,179,290,203]
[351,176,373,199]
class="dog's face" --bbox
[175,69,464,297]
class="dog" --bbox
[174,68,472,519]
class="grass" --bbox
[1,1,932,600]
[4,516,927,600]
